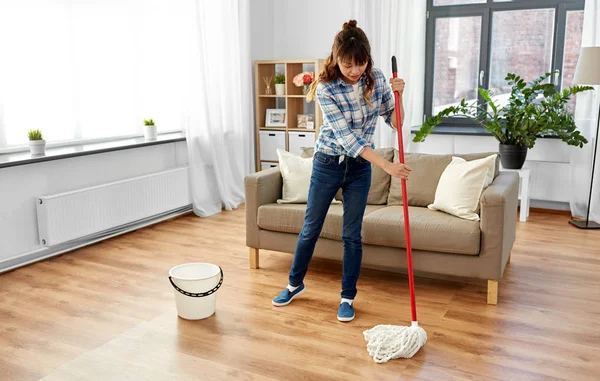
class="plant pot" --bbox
[499,143,527,169]
[275,84,285,96]
[29,140,46,156]
[144,125,157,140]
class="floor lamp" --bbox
[569,46,600,229]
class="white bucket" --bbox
[168,263,223,320]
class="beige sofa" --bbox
[244,148,519,304]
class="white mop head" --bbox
[363,321,427,363]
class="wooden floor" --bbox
[1,206,599,381]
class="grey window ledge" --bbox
[410,126,562,139]
[0,132,186,169]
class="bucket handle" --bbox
[168,266,223,298]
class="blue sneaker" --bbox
[272,283,305,306]
[337,302,355,322]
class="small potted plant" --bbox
[274,73,285,96]
[27,129,46,155]
[144,119,157,140]
[413,71,594,169]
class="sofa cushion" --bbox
[427,154,497,221]
[275,149,340,205]
[362,206,481,255]
[387,151,500,207]
[276,148,313,204]
[257,203,386,241]
[301,147,394,205]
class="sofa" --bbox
[244,148,519,304]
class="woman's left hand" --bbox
[389,78,405,96]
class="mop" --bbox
[363,56,427,363]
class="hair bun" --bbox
[343,20,358,30]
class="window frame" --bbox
[424,0,586,130]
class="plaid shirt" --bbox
[314,67,396,158]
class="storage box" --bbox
[288,131,315,156]
[259,131,286,161]
[260,162,278,171]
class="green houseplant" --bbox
[143,118,157,141]
[274,72,285,96]
[27,129,46,155]
[413,71,594,169]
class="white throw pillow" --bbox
[276,149,313,204]
[276,149,341,204]
[427,154,498,221]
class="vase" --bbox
[144,125,157,141]
[275,84,285,96]
[499,143,528,169]
[29,140,46,156]
[303,84,310,95]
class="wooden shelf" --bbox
[254,59,324,172]
[258,95,310,98]
[287,128,316,132]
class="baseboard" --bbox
[0,204,193,274]
[528,199,571,213]
[526,207,571,215]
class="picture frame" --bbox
[297,114,314,129]
[266,109,286,127]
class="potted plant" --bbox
[413,71,594,169]
[144,119,157,140]
[274,72,285,96]
[27,129,46,155]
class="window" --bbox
[424,0,585,129]
[0,1,194,151]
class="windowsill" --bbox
[0,131,186,169]
[410,126,562,139]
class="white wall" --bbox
[0,141,189,264]
[250,0,351,61]
[250,0,275,61]
[272,0,352,60]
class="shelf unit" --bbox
[254,59,324,171]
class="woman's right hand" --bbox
[384,162,412,180]
[357,147,411,179]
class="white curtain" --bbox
[185,0,253,217]
[0,1,193,149]
[349,0,426,151]
[569,0,600,223]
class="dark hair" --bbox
[307,20,374,106]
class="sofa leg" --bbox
[249,248,259,269]
[487,280,498,305]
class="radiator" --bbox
[36,167,191,246]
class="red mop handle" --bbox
[392,56,417,322]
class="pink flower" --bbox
[293,74,304,87]
[293,72,314,87]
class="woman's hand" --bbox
[389,77,405,96]
[358,147,411,179]
[383,161,411,180]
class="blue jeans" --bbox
[288,151,372,299]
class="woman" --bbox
[272,20,411,322]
